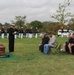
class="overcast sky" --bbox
[0,0,74,24]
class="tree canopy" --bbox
[52,0,74,26]
[12,16,26,28]
[29,20,43,29]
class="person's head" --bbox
[48,32,53,37]
[68,33,71,38]
[10,25,15,29]
[40,33,45,38]
[71,33,74,38]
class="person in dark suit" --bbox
[39,33,49,52]
[8,26,15,52]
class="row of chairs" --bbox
[51,42,74,55]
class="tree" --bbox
[12,16,26,28]
[41,22,60,34]
[29,20,43,32]
[3,22,11,26]
[52,0,74,26]
[0,23,2,26]
[0,23,2,28]
[69,18,74,25]
[67,18,74,30]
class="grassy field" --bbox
[0,36,74,75]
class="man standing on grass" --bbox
[1,27,5,39]
[8,25,15,52]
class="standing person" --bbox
[39,33,49,52]
[61,28,64,37]
[67,28,69,37]
[25,28,29,38]
[18,27,24,38]
[1,27,5,39]
[60,33,71,52]
[14,27,18,39]
[35,27,39,38]
[44,32,56,54]
[7,27,9,38]
[8,26,15,52]
[29,27,33,38]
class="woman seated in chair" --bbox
[64,33,72,53]
[68,33,74,54]
[61,33,71,53]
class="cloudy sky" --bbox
[0,0,74,24]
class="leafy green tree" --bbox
[0,23,2,28]
[3,22,11,26]
[29,20,43,32]
[52,0,74,26]
[0,23,2,26]
[12,16,26,28]
[69,18,74,25]
[41,22,60,34]
[67,18,74,30]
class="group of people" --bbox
[25,27,39,38]
[3,25,39,53]
[0,27,24,39]
[39,32,56,54]
[9,30,57,54]
[0,27,39,39]
[1,25,74,55]
[39,32,74,55]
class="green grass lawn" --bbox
[0,36,74,75]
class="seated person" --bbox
[61,33,71,52]
[65,33,72,53]
[44,32,56,54]
[39,33,49,53]
[68,33,74,54]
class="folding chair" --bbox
[51,42,61,54]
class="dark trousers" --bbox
[65,43,74,54]
[65,43,70,53]
[72,46,74,54]
[9,38,14,52]
[39,45,44,52]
